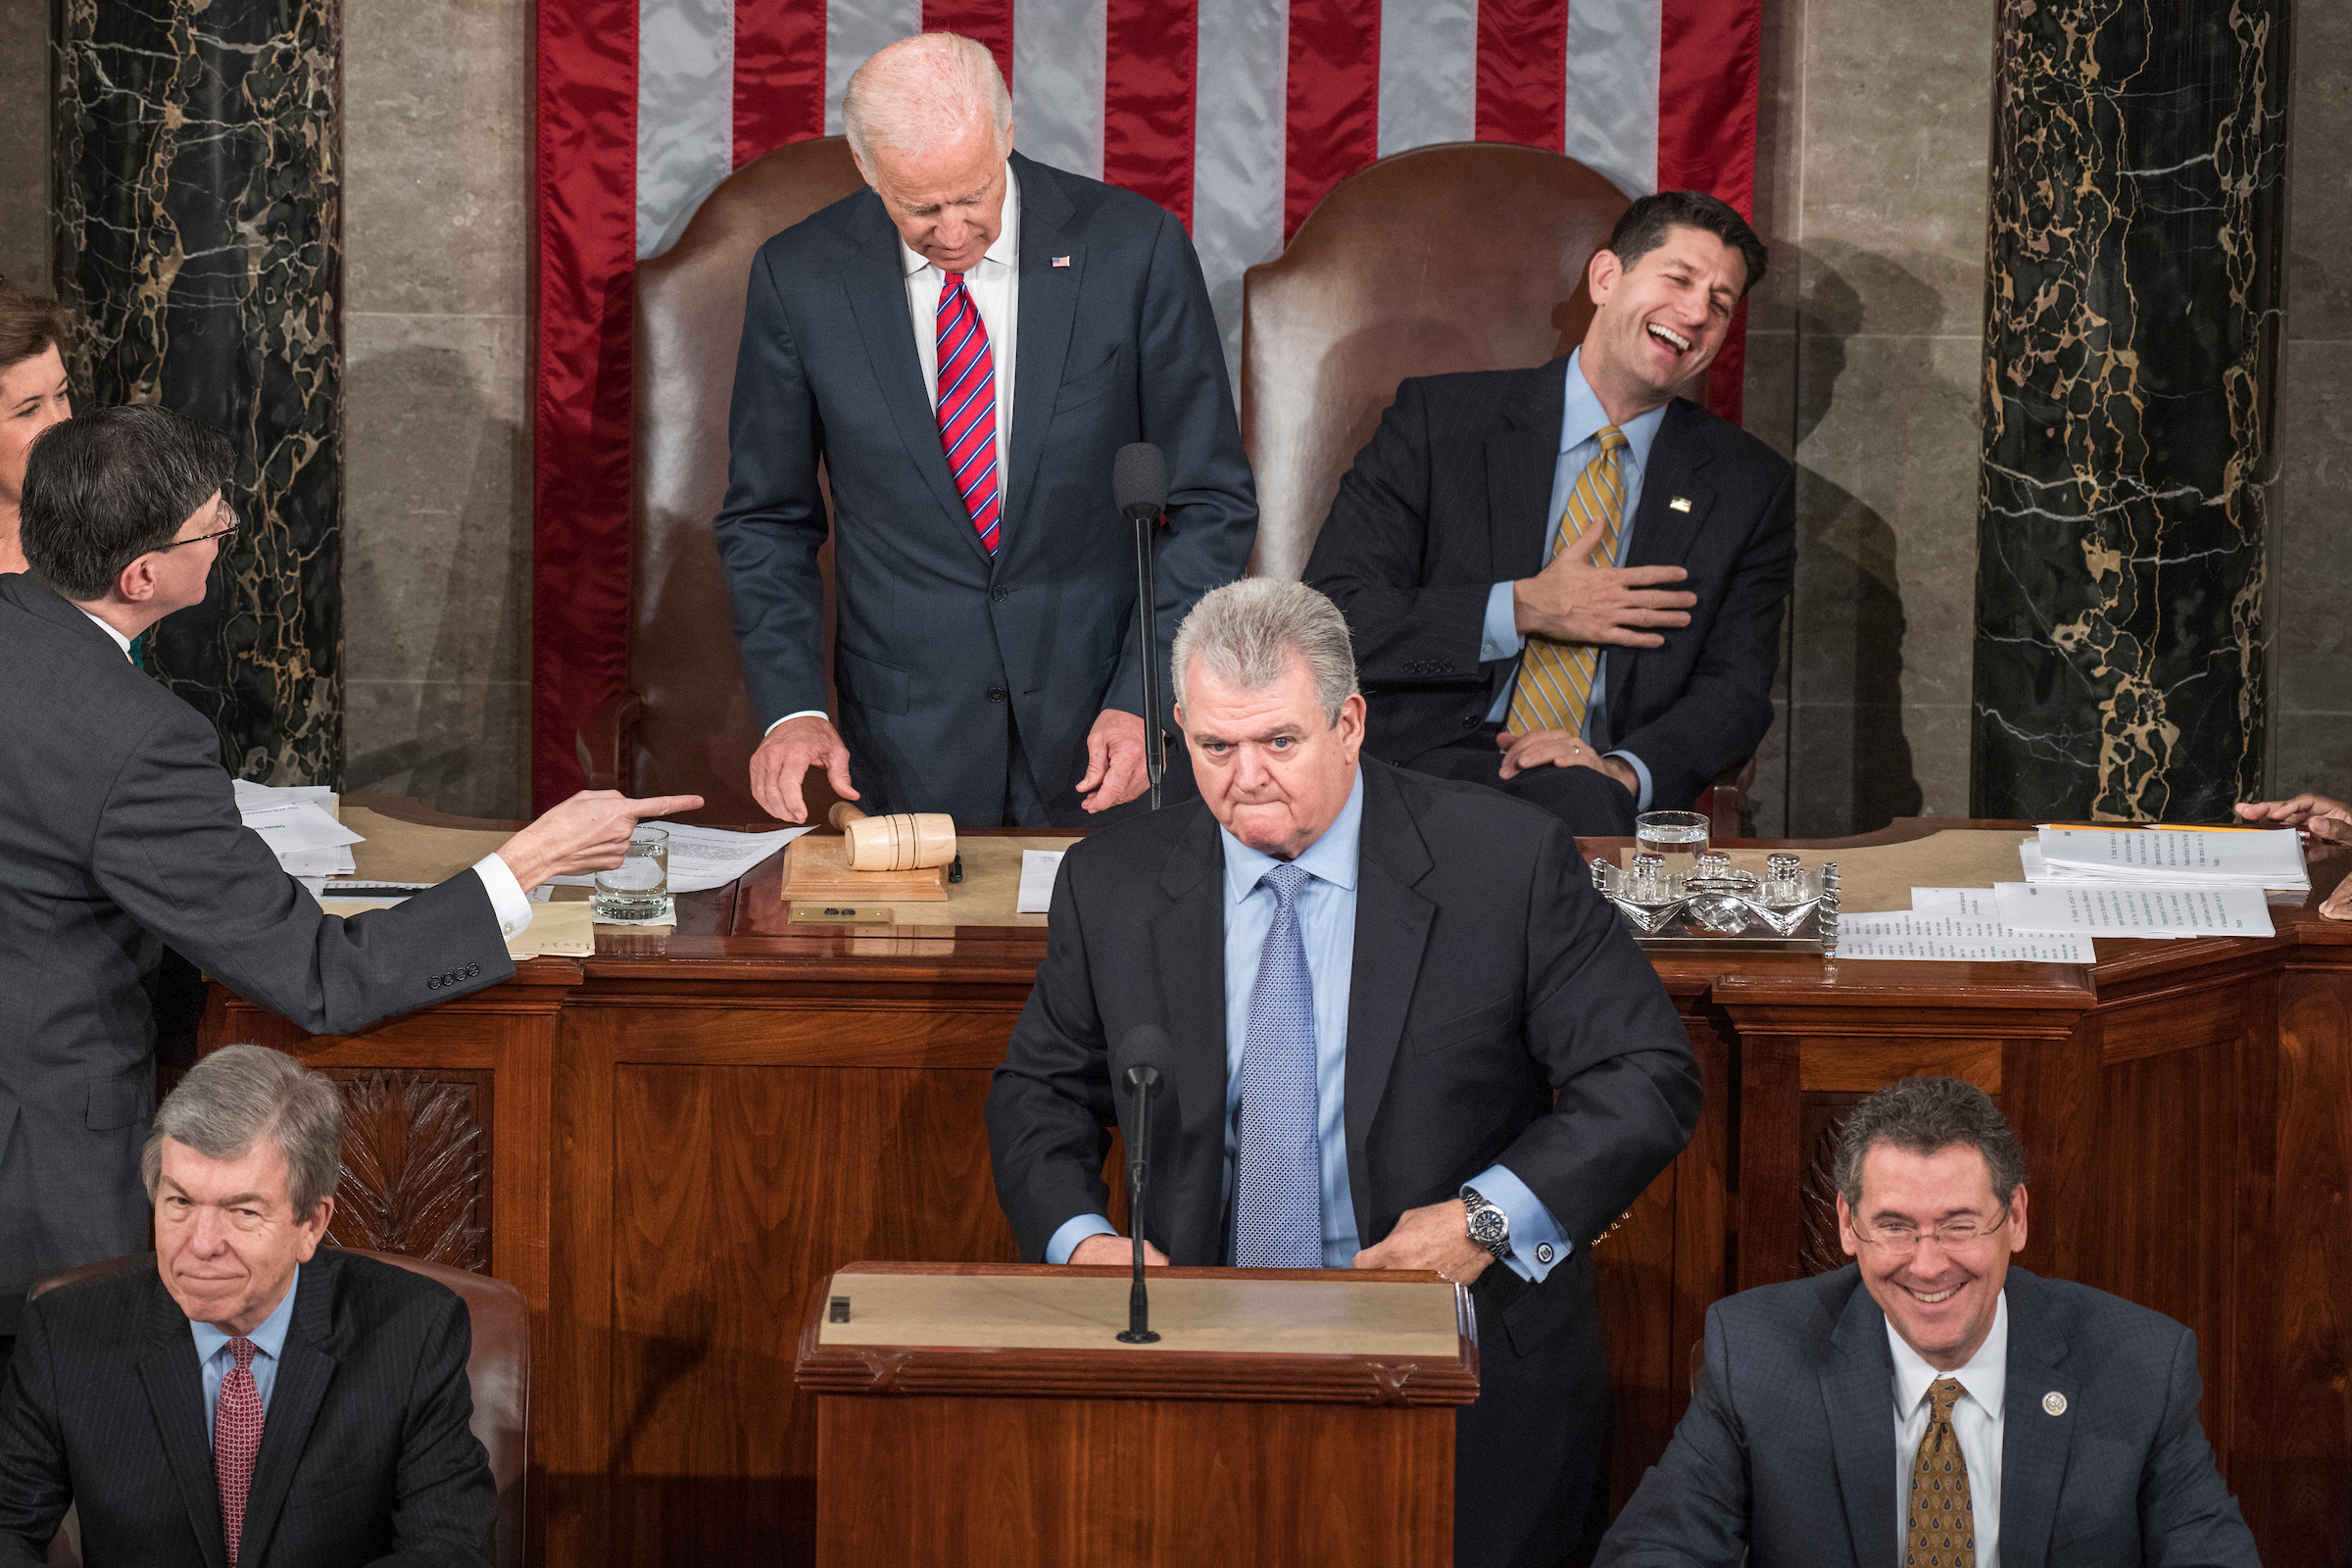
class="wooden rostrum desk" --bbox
[198,806,2352,1567]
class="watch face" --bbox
[1469,1208,1508,1246]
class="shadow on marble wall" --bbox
[340,337,531,818]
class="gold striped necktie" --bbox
[1906,1377,1977,1568]
[1504,424,1629,738]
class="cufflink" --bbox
[1535,1243,1555,1265]
[2042,1392,2067,1416]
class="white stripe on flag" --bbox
[1012,0,1107,180]
[827,0,923,136]
[1563,0,1661,197]
[1377,0,1474,156]
[637,0,736,258]
[1194,0,1290,391]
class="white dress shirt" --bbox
[1888,1291,2008,1567]
[771,163,1024,733]
[84,609,534,936]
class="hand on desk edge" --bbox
[1352,1198,1493,1286]
[494,788,705,892]
[2236,795,2352,919]
[750,714,858,824]
[1068,1233,1171,1268]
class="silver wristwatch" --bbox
[1461,1186,1511,1259]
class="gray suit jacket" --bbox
[1595,1264,2262,1568]
[0,575,514,1331]
[0,1250,495,1566]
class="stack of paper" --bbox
[1836,903,2096,962]
[1992,881,2274,940]
[2022,825,2309,895]
[235,779,363,884]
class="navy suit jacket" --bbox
[713,152,1257,823]
[1304,362,1795,810]
[0,1250,496,1567]
[1595,1264,2262,1568]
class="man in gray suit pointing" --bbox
[1595,1076,2260,1568]
[0,405,699,1374]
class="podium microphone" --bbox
[1111,443,1169,810]
[1115,1027,1168,1345]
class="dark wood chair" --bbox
[1241,143,1754,836]
[32,1248,529,1568]
[576,136,867,822]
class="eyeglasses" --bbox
[155,505,239,552]
[1852,1207,2010,1252]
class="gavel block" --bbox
[778,805,956,904]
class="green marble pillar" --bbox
[1973,0,2291,821]
[51,0,342,784]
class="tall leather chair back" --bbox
[627,137,867,820]
[1239,143,1631,580]
[31,1248,531,1568]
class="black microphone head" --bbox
[1119,1024,1170,1096]
[1112,443,1166,521]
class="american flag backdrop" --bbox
[532,0,1763,806]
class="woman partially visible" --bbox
[1,281,76,576]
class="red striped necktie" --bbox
[935,270,1002,555]
[215,1336,264,1562]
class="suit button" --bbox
[986,686,1007,702]
[426,977,440,990]
[990,584,1007,602]
[466,963,481,978]
[1462,714,1480,729]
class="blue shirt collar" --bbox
[1220,767,1365,906]
[1561,348,1669,472]
[189,1262,301,1364]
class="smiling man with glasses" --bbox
[1595,1075,2260,1568]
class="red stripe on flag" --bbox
[733,0,826,168]
[1284,0,1382,242]
[1658,0,1762,422]
[924,1,1016,89]
[1475,0,1567,151]
[531,0,638,808]
[1102,0,1198,228]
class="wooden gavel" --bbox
[828,803,956,872]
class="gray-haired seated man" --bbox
[0,1046,497,1567]
[1594,1075,2261,1568]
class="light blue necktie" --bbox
[1233,861,1322,1268]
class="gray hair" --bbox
[142,1045,345,1219]
[842,32,1012,167]
[1171,578,1360,724]
[1833,1076,2028,1213]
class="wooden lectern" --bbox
[793,1262,1481,1565]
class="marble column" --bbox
[52,0,342,784]
[1973,0,2291,820]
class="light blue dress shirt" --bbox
[190,1265,300,1445]
[1480,349,1670,810]
[1048,771,1571,1282]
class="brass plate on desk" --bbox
[789,905,898,926]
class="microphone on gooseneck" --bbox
[1115,1024,1169,1345]
[1110,444,1171,810]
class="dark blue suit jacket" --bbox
[714,152,1257,823]
[1595,1264,2262,1568]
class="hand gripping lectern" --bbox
[793,1262,1480,1565]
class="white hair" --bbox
[1171,579,1360,724]
[842,33,1012,166]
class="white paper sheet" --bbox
[2037,826,2307,887]
[1993,881,2276,939]
[1907,887,1999,919]
[241,800,364,855]
[649,821,816,892]
[1835,932,2098,962]
[1016,849,1065,914]
[1839,911,2013,942]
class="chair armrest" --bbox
[575,690,644,792]
[1697,755,1758,842]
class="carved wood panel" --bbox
[318,1068,493,1273]
[1795,1093,1867,1277]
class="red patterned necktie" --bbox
[935,270,1002,554]
[215,1337,265,1563]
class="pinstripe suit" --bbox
[1594,1264,2261,1568]
[0,1250,495,1567]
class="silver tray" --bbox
[1590,858,1840,955]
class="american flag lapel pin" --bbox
[1052,255,1071,268]
[1669,496,1692,513]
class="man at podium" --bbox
[988,579,1701,1568]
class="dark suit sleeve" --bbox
[2143,1328,2263,1568]
[985,858,1120,1261]
[364,1291,497,1568]
[90,703,514,1033]
[1592,1300,1752,1568]
[711,242,832,729]
[1107,208,1259,717]
[0,1298,73,1565]
[1493,818,1701,1247]
[1304,378,1496,692]
[1612,459,1795,809]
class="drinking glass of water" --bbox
[1634,810,1709,875]
[591,828,671,922]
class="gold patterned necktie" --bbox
[1504,425,1630,738]
[1906,1377,1977,1568]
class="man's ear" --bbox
[1588,247,1623,309]
[113,551,161,606]
[1836,1193,1859,1259]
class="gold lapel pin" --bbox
[2042,1391,2068,1416]
[1669,496,1692,513]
